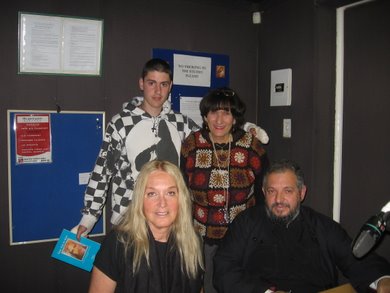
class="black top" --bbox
[94,230,202,293]
[214,205,390,293]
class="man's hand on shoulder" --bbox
[243,122,269,144]
[377,277,390,293]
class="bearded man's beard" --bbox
[265,202,300,226]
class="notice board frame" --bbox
[7,110,106,245]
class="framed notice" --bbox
[153,48,229,123]
[18,12,103,76]
[8,110,106,245]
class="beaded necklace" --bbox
[210,134,232,223]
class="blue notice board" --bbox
[153,48,230,112]
[8,110,106,245]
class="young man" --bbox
[214,160,390,293]
[72,58,268,239]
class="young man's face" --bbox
[139,71,172,116]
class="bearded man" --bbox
[214,159,390,293]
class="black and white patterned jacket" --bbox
[79,98,199,231]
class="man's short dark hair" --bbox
[263,159,305,190]
[142,58,173,80]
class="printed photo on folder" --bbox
[51,229,101,271]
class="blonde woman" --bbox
[89,160,204,293]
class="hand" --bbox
[249,126,269,144]
[70,225,89,241]
[377,277,390,293]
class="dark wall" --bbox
[257,0,336,216]
[257,0,390,262]
[341,0,390,260]
[0,0,259,291]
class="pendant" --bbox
[224,208,229,223]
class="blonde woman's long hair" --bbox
[117,160,203,278]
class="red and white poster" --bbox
[15,114,52,164]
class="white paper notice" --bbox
[173,54,211,87]
[20,14,62,72]
[180,96,203,127]
[62,19,102,73]
[19,13,102,75]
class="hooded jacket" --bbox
[79,98,199,231]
